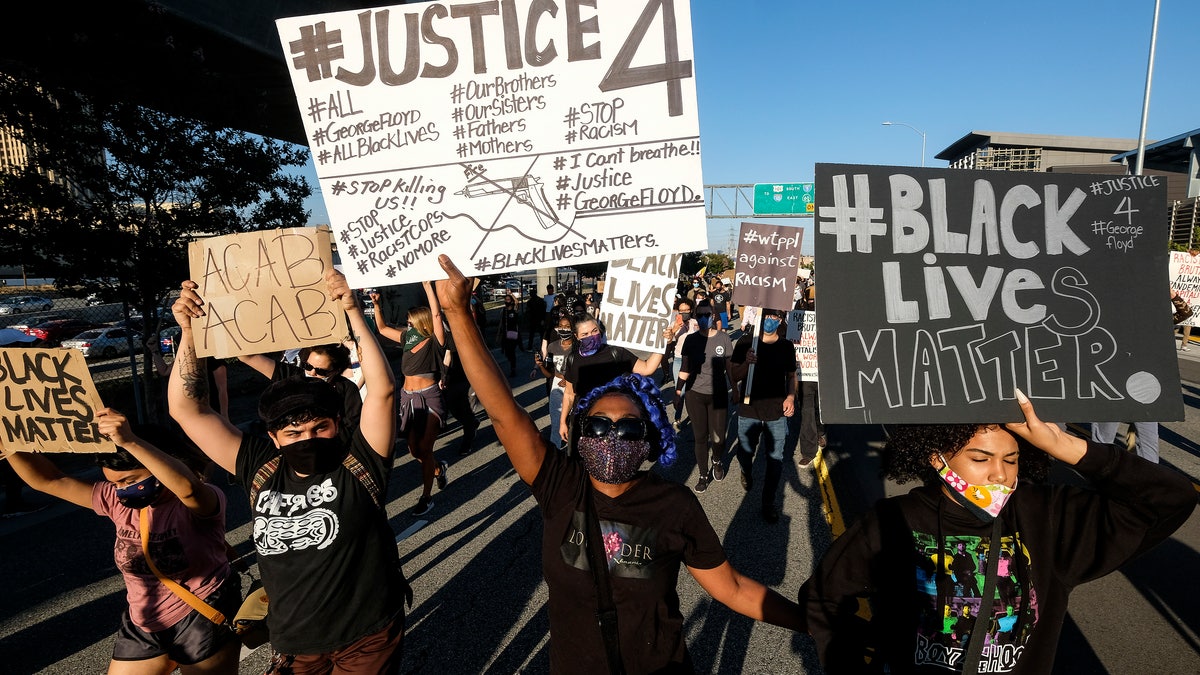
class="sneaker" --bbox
[762,505,780,524]
[412,497,435,516]
[740,468,752,492]
[694,473,710,493]
[798,454,814,468]
[436,460,449,490]
[711,458,726,482]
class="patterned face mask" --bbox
[116,475,163,509]
[577,434,651,484]
[578,333,606,357]
[936,453,1017,522]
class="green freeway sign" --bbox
[753,182,815,215]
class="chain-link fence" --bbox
[0,285,176,421]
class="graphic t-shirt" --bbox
[680,330,733,396]
[800,442,1198,674]
[531,449,727,674]
[546,339,572,387]
[92,482,230,632]
[235,430,406,655]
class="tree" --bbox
[0,68,311,421]
[700,252,734,275]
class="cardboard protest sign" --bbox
[188,227,348,358]
[786,309,818,382]
[732,222,803,310]
[0,348,116,454]
[1169,250,1200,328]
[277,0,707,288]
[598,255,680,352]
[815,163,1180,424]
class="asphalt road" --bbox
[1,341,1198,674]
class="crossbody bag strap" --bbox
[342,451,382,509]
[583,477,625,675]
[961,516,1005,675]
[138,507,226,625]
[248,455,282,507]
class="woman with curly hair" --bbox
[433,255,804,674]
[800,392,1196,674]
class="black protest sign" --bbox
[0,348,116,454]
[733,222,803,311]
[188,227,348,359]
[814,163,1179,424]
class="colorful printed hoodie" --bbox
[800,442,1195,673]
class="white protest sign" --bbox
[786,309,818,382]
[598,255,680,352]
[188,227,348,358]
[1169,250,1200,328]
[277,0,707,287]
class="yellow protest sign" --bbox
[0,348,116,454]
[188,226,348,358]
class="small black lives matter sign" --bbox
[0,348,116,454]
[814,163,1180,424]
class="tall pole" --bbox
[1134,0,1160,177]
[882,121,927,167]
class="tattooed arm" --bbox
[167,280,243,474]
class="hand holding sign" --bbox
[0,348,116,454]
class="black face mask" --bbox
[281,436,348,475]
[555,328,573,339]
[679,312,692,322]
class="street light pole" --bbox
[882,121,926,167]
[1133,0,1160,177]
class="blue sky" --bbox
[302,0,1200,257]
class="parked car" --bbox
[61,326,140,359]
[492,279,523,300]
[25,318,105,347]
[0,295,54,315]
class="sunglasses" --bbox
[580,416,648,441]
[302,362,336,377]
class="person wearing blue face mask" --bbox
[730,308,797,523]
[4,411,241,675]
[800,392,1196,674]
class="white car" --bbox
[61,326,140,359]
[0,295,54,315]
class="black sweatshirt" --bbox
[800,442,1196,674]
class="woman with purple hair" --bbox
[433,255,804,674]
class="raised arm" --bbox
[371,290,405,344]
[97,408,219,517]
[3,443,94,509]
[435,256,544,484]
[424,280,445,347]
[329,270,395,458]
[168,280,243,474]
[236,353,278,379]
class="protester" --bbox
[666,297,700,426]
[709,278,731,330]
[1089,421,1159,463]
[557,314,664,448]
[5,413,240,675]
[237,342,361,442]
[168,269,410,673]
[374,282,451,515]
[677,304,735,493]
[432,254,805,673]
[442,326,481,456]
[731,308,797,523]
[535,313,576,450]
[790,295,823,468]
[524,287,545,351]
[497,293,521,377]
[800,391,1196,673]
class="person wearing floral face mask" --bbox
[431,255,804,674]
[4,412,241,675]
[800,391,1196,674]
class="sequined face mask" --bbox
[576,416,651,484]
[936,453,1017,522]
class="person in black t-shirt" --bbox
[557,314,665,448]
[168,269,408,672]
[433,255,804,674]
[730,308,798,524]
[497,294,521,377]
